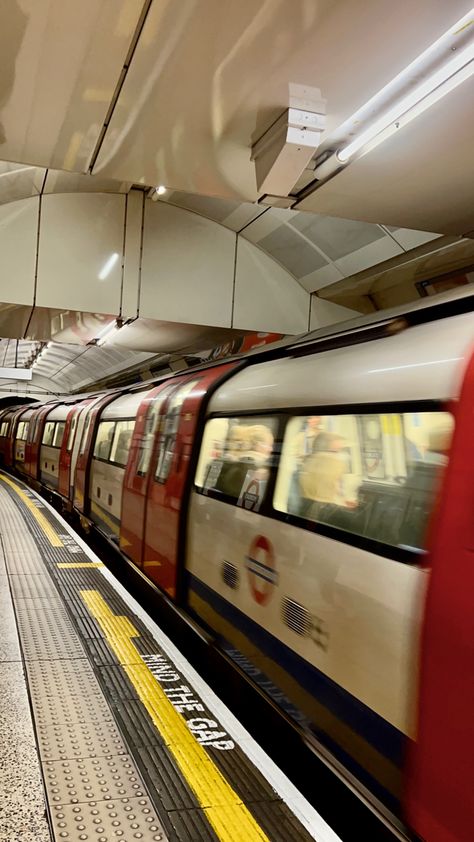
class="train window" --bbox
[80,413,93,454]
[67,415,77,451]
[93,421,116,461]
[16,421,28,440]
[53,421,66,448]
[42,421,56,446]
[0,421,8,436]
[195,416,278,508]
[109,420,134,467]
[274,411,454,551]
[28,416,38,442]
[137,386,174,476]
[155,380,200,483]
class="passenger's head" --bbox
[312,432,345,454]
[307,416,321,431]
[226,425,250,458]
[248,425,273,461]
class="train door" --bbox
[59,404,81,499]
[73,393,120,514]
[143,363,237,599]
[0,409,11,465]
[24,407,41,477]
[406,351,474,842]
[6,408,27,468]
[120,380,175,566]
[14,408,34,472]
[69,398,95,500]
[28,404,58,480]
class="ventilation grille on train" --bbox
[222,561,239,590]
[281,598,312,637]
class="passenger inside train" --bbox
[200,417,276,508]
[274,411,453,551]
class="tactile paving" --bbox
[26,659,102,700]
[37,720,128,761]
[14,601,85,660]
[43,755,146,805]
[32,689,113,728]
[9,572,61,601]
[4,548,46,575]
[51,796,166,841]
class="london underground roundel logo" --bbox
[246,535,278,605]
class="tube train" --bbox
[2,302,474,842]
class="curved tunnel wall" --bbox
[0,189,327,336]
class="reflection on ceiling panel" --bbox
[289,212,385,260]
[0,162,45,205]
[258,225,328,278]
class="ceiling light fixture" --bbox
[156,185,167,195]
[98,252,120,281]
[313,9,474,178]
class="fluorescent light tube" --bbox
[337,10,474,163]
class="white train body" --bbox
[186,312,474,808]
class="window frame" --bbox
[194,413,282,511]
[16,421,29,441]
[53,421,66,448]
[109,419,135,468]
[66,414,77,452]
[42,420,57,447]
[194,399,449,565]
[136,384,176,478]
[92,417,136,468]
[93,420,117,463]
[154,379,201,485]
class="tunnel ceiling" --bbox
[0,2,473,396]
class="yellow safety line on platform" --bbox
[0,475,63,547]
[81,589,269,842]
[57,562,104,568]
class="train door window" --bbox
[195,415,278,509]
[80,413,93,455]
[67,415,77,451]
[155,380,200,483]
[109,420,135,467]
[17,421,28,440]
[53,421,66,448]
[137,386,174,476]
[273,410,454,552]
[42,421,56,446]
[28,416,38,442]
[93,421,116,461]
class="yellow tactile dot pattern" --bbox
[81,589,270,842]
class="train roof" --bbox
[208,310,474,414]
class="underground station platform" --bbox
[0,472,335,842]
